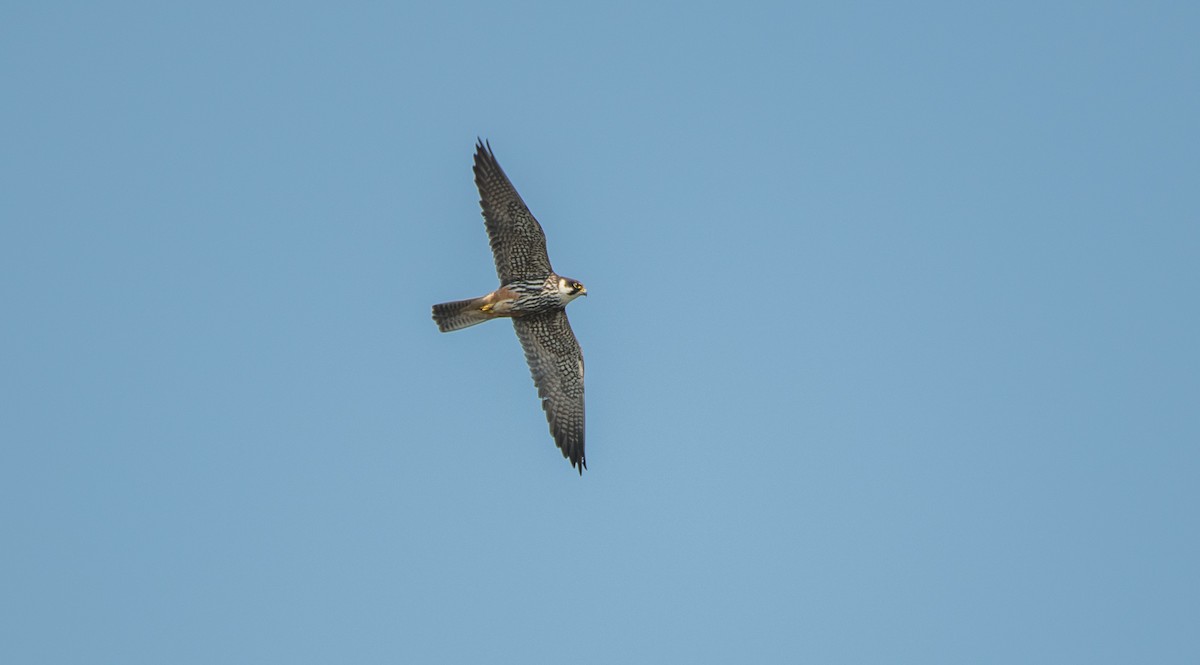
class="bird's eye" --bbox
[573,283,582,291]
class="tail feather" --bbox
[432,297,490,332]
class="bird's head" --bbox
[557,277,587,301]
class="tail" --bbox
[432,297,490,332]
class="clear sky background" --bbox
[3,2,1197,663]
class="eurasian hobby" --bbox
[432,140,588,473]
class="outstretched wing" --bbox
[473,140,554,284]
[512,310,586,473]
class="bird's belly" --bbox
[485,299,518,316]
[480,286,533,318]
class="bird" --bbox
[432,140,588,474]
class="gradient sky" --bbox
[3,2,1197,663]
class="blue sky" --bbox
[3,2,1197,662]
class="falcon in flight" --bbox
[432,140,588,473]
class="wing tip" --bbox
[473,137,501,184]
[474,137,494,162]
[550,419,586,475]
[570,450,587,475]
[562,433,586,475]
